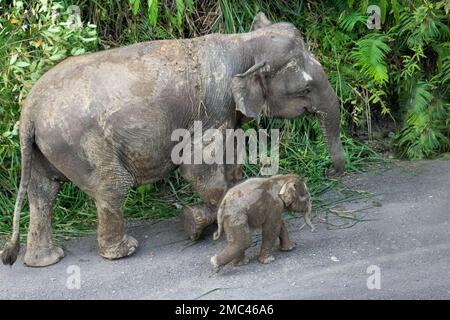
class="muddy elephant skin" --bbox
[1,13,343,267]
[211,174,314,271]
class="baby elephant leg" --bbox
[259,220,282,264]
[211,223,251,272]
[232,251,250,266]
[278,221,296,251]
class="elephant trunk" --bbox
[316,85,345,177]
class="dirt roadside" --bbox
[1,155,449,299]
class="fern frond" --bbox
[394,4,450,49]
[357,0,369,14]
[440,58,450,93]
[350,33,391,84]
[406,81,434,113]
[394,81,449,159]
[377,0,388,24]
[390,0,401,22]
[338,11,366,32]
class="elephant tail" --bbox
[213,207,224,241]
[1,117,34,265]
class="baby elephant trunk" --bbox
[303,197,315,233]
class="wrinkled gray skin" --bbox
[1,13,344,267]
[211,174,314,272]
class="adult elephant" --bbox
[1,13,344,267]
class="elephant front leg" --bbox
[180,163,230,240]
[259,220,282,264]
[180,205,216,241]
[278,221,296,251]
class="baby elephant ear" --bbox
[279,181,296,207]
[231,61,267,118]
[251,12,272,31]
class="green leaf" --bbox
[186,0,193,11]
[393,81,449,160]
[71,48,85,56]
[39,0,49,13]
[391,0,400,22]
[378,0,387,24]
[339,11,366,32]
[49,52,66,61]
[47,25,60,33]
[9,54,18,65]
[148,0,158,27]
[359,0,368,14]
[350,34,391,84]
[81,37,98,42]
[15,61,30,67]
[408,81,433,113]
[130,0,140,15]
[176,0,185,29]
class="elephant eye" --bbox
[301,88,311,95]
[293,87,310,97]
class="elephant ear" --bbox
[298,181,310,202]
[231,61,268,118]
[251,12,272,31]
[279,180,296,207]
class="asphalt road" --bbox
[1,156,449,299]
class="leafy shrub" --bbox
[293,0,450,158]
[389,1,450,158]
[0,0,98,237]
[2,0,448,239]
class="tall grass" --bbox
[0,0,384,242]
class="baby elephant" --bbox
[211,174,314,271]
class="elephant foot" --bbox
[24,246,64,267]
[279,242,296,252]
[181,205,216,241]
[98,235,138,260]
[232,256,249,266]
[210,255,222,273]
[326,167,344,178]
[258,255,275,264]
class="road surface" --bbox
[1,156,449,299]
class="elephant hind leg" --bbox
[93,177,138,260]
[211,222,251,271]
[24,165,63,267]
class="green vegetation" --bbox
[0,0,448,240]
